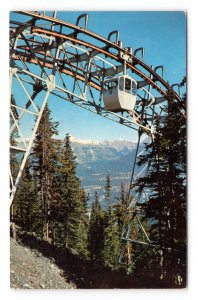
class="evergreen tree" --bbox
[79,188,89,257]
[102,176,120,269]
[102,212,120,270]
[135,82,186,286]
[103,175,112,227]
[31,104,60,241]
[88,192,104,262]
[159,88,186,285]
[13,160,41,232]
[105,175,112,207]
[55,134,89,257]
[115,183,130,235]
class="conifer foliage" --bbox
[135,80,186,286]
[31,104,60,241]
[12,105,89,258]
[88,192,104,262]
[11,81,186,287]
[56,134,89,257]
[102,176,120,269]
[13,159,38,232]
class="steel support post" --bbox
[10,75,55,205]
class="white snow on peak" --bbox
[70,135,100,145]
[70,135,137,146]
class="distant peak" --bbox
[70,135,137,145]
[70,135,100,145]
[103,139,137,144]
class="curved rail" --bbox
[10,12,186,271]
[17,11,185,108]
[10,11,186,204]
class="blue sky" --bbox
[50,11,186,141]
[11,11,186,142]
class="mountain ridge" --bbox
[69,138,139,204]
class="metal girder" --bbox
[9,12,186,275]
[30,27,171,101]
[10,145,26,152]
[10,46,159,205]
[117,132,155,270]
[18,11,185,109]
[10,69,55,204]
[68,50,99,63]
[91,64,124,77]
[116,60,163,271]
[9,15,170,206]
[121,238,155,247]
[137,80,149,89]
[12,52,163,133]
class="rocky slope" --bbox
[10,238,76,289]
[10,232,170,289]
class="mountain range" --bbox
[71,139,139,205]
[17,137,147,206]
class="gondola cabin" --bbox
[103,75,137,112]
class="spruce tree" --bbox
[31,104,60,241]
[115,183,130,235]
[78,188,89,257]
[88,192,104,262]
[13,159,41,232]
[135,82,186,286]
[102,176,120,269]
[159,88,186,285]
[102,213,120,270]
[56,134,89,257]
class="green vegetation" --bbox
[11,80,186,287]
[134,79,186,285]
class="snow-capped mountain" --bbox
[70,138,139,204]
[71,139,137,163]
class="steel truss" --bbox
[10,11,185,270]
[117,130,154,272]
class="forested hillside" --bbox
[10,79,187,288]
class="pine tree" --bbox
[102,213,120,270]
[78,188,89,257]
[115,183,130,235]
[135,82,186,286]
[105,175,112,207]
[13,159,41,232]
[55,134,89,257]
[103,175,112,227]
[159,88,186,285]
[102,176,120,269]
[31,104,60,241]
[88,192,104,262]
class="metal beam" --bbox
[91,64,124,77]
[121,238,155,247]
[18,11,184,108]
[67,50,99,63]
[10,75,55,205]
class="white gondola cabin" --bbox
[103,75,137,112]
